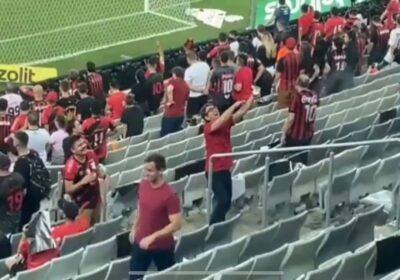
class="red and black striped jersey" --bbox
[277,52,301,91]
[87,72,104,98]
[0,114,13,147]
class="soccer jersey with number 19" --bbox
[288,89,319,142]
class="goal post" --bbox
[0,0,195,65]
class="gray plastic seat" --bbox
[233,155,257,175]
[333,242,376,280]
[185,135,204,150]
[281,231,326,280]
[79,236,117,274]
[233,142,254,153]
[204,214,240,251]
[325,111,346,129]
[317,103,336,119]
[379,269,400,280]
[74,264,109,280]
[249,244,289,280]
[351,126,371,142]
[316,217,357,265]
[244,116,263,131]
[315,116,328,131]
[185,146,205,162]
[117,166,143,187]
[362,100,380,116]
[129,132,149,145]
[343,105,364,123]
[339,119,365,138]
[91,216,122,244]
[266,120,285,135]
[319,126,340,143]
[60,227,93,256]
[219,258,255,280]
[125,151,146,170]
[239,223,279,263]
[275,211,308,248]
[144,114,163,131]
[167,152,187,168]
[147,137,167,150]
[143,263,180,280]
[48,248,84,280]
[379,95,398,112]
[361,142,385,164]
[185,124,201,138]
[348,205,384,251]
[166,130,186,145]
[336,99,355,113]
[351,160,381,203]
[206,237,246,271]
[232,131,247,147]
[304,258,341,280]
[266,170,298,216]
[368,121,392,140]
[389,117,400,135]
[334,146,366,175]
[104,147,127,165]
[174,225,208,262]
[0,275,9,280]
[166,140,187,157]
[232,122,246,136]
[169,176,188,195]
[183,172,206,209]
[126,141,148,157]
[105,256,133,280]
[374,153,400,189]
[253,135,272,150]
[324,169,356,215]
[246,126,267,142]
[176,251,213,280]
[262,111,279,125]
[15,261,51,280]
[106,160,127,176]
[0,259,7,279]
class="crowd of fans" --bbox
[0,0,399,277]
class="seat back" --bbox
[75,264,109,280]
[91,216,122,244]
[275,211,308,248]
[60,227,93,256]
[204,214,240,251]
[105,256,132,280]
[15,262,51,280]
[79,236,117,274]
[305,258,341,280]
[48,248,84,280]
[174,225,208,262]
[206,237,246,272]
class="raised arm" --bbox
[233,97,254,123]
[210,101,243,132]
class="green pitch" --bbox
[0,0,251,76]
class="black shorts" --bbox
[186,95,207,118]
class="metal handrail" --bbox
[207,138,400,227]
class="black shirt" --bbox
[76,96,94,121]
[57,96,77,109]
[0,173,24,235]
[145,73,164,112]
[121,106,144,137]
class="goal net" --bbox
[0,0,195,65]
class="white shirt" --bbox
[49,129,68,161]
[230,41,239,56]
[184,62,210,98]
[26,128,50,163]
[1,93,22,117]
[252,37,262,50]
[385,27,400,63]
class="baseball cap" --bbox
[58,198,79,221]
[46,91,59,103]
[0,153,10,171]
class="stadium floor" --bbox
[0,0,251,75]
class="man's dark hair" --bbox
[200,102,215,120]
[227,50,236,61]
[331,7,339,16]
[60,79,70,92]
[91,100,103,116]
[257,25,266,34]
[58,199,79,221]
[145,153,166,171]
[220,51,230,64]
[171,66,185,78]
[87,61,96,72]
[20,100,30,111]
[238,42,249,54]
[279,0,285,5]
[78,82,88,94]
[229,30,238,39]
[396,14,400,25]
[218,32,228,43]
[198,50,207,62]
[349,9,357,16]
[314,11,321,20]
[301,4,309,14]
[126,94,135,106]
[56,115,66,129]
[236,53,248,66]
[28,111,39,126]
[0,99,7,111]
[147,56,159,67]
[69,135,82,151]
[14,131,28,147]
[110,79,120,89]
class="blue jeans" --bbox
[160,116,184,137]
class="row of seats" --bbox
[145,205,383,280]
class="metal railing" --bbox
[207,139,400,228]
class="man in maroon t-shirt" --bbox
[282,74,319,148]
[63,135,101,224]
[201,97,253,224]
[160,67,189,137]
[129,153,181,280]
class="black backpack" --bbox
[23,152,51,199]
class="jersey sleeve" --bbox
[289,94,300,113]
[63,159,77,181]
[166,190,181,216]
